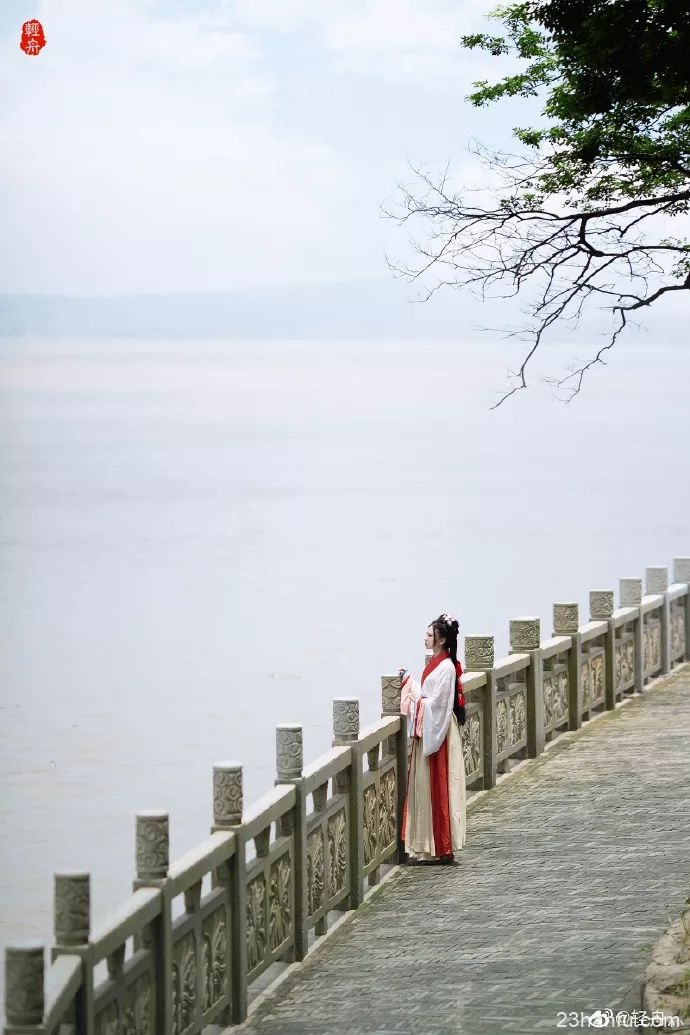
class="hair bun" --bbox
[439,612,459,634]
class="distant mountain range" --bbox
[0,280,492,340]
[2,280,680,344]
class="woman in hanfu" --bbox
[399,613,466,864]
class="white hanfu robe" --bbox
[401,654,466,860]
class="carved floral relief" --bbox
[172,932,196,1035]
[590,655,604,704]
[201,908,227,1013]
[327,810,347,897]
[363,786,378,865]
[268,855,292,952]
[510,692,526,744]
[378,770,396,851]
[307,829,325,917]
[246,876,266,973]
[462,714,481,777]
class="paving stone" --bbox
[230,668,690,1034]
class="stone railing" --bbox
[4,558,689,1034]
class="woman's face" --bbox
[425,625,440,650]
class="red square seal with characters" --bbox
[20,19,46,56]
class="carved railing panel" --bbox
[495,676,528,765]
[670,600,686,663]
[581,658,591,717]
[94,941,156,1035]
[580,644,605,714]
[201,907,228,1015]
[361,754,397,879]
[614,620,636,694]
[327,807,348,901]
[306,828,325,918]
[304,770,350,934]
[171,931,196,1035]
[378,768,396,854]
[590,651,605,707]
[461,704,482,786]
[170,882,231,1033]
[268,854,292,952]
[245,837,294,983]
[643,615,662,678]
[543,655,569,737]
[245,875,266,974]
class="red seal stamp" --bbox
[20,19,46,56]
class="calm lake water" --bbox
[1,336,688,1006]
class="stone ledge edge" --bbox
[642,908,690,1032]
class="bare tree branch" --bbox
[385,149,690,406]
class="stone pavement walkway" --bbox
[233,667,690,1034]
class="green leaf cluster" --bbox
[462,0,690,208]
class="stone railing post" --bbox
[620,578,643,691]
[674,557,690,662]
[5,944,44,1034]
[211,763,246,1024]
[381,674,407,862]
[647,566,670,674]
[52,873,93,1035]
[553,604,581,730]
[464,636,496,789]
[510,618,543,758]
[133,810,171,1035]
[590,591,616,709]
[275,725,307,961]
[333,698,363,909]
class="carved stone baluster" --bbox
[380,673,407,861]
[510,618,543,758]
[276,724,303,782]
[333,698,358,800]
[136,811,169,882]
[590,591,616,709]
[52,872,93,1032]
[311,782,328,936]
[5,945,44,1033]
[133,812,171,1034]
[54,872,90,947]
[333,699,363,909]
[366,743,381,888]
[380,674,401,716]
[465,635,494,673]
[274,727,307,962]
[212,763,243,828]
[647,566,670,674]
[210,763,246,1024]
[381,674,402,756]
[620,578,642,608]
[620,578,643,692]
[553,603,581,731]
[465,635,495,790]
[674,557,690,662]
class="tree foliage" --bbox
[388,0,690,404]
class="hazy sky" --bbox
[1,0,529,296]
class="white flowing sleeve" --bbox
[400,672,423,737]
[420,662,455,757]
